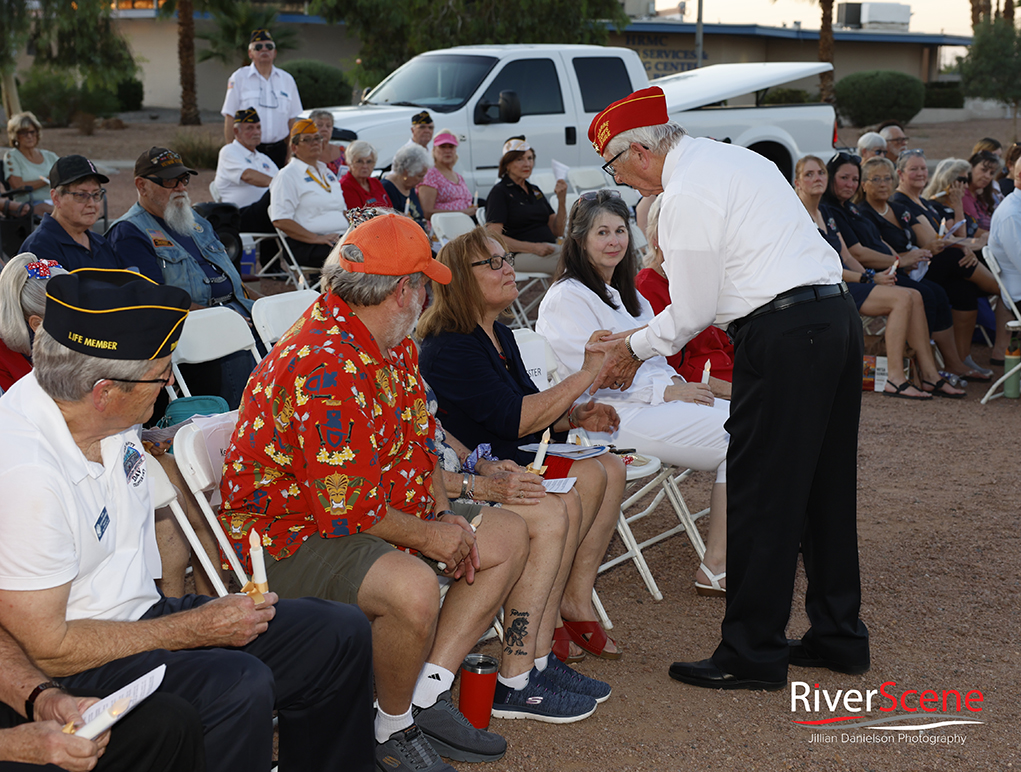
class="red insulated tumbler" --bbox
[458,654,499,729]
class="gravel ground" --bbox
[22,118,1021,771]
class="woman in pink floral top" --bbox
[418,130,478,221]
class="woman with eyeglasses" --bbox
[892,152,1004,376]
[339,140,392,210]
[796,156,963,398]
[858,156,998,381]
[485,137,568,273]
[823,153,974,383]
[3,112,58,217]
[19,155,121,274]
[960,150,1002,238]
[269,119,349,269]
[419,227,627,661]
[536,190,732,592]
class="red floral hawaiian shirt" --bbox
[219,291,436,571]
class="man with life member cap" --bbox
[0,268,375,771]
[219,211,530,772]
[221,29,302,169]
[21,155,120,273]
[587,87,869,690]
[214,107,280,233]
[107,147,261,409]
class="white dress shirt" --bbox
[269,157,349,235]
[630,135,843,361]
[989,190,1021,303]
[221,64,303,145]
[215,140,280,208]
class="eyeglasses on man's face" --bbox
[252,42,275,52]
[471,253,515,271]
[145,174,191,189]
[601,147,629,177]
[94,369,173,389]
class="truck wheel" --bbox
[749,142,792,182]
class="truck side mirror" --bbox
[474,90,521,125]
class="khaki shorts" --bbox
[266,501,483,604]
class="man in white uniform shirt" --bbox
[215,107,279,233]
[587,87,870,690]
[221,29,302,169]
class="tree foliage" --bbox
[960,17,1021,137]
[310,0,631,86]
[196,1,300,70]
[834,70,925,127]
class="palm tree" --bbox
[179,0,201,125]
[197,1,298,70]
[771,0,836,102]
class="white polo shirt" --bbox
[221,64,303,145]
[0,374,162,623]
[631,135,843,360]
[269,157,349,235]
[215,139,279,209]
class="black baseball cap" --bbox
[134,147,198,181]
[49,155,110,189]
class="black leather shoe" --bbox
[668,659,785,691]
[787,639,870,675]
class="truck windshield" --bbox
[365,54,498,113]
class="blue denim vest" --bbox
[111,203,254,313]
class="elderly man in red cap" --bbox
[586,88,869,690]
[219,212,572,772]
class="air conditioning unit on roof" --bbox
[837,2,911,31]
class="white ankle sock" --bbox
[534,654,549,672]
[411,663,455,710]
[374,705,412,744]
[497,670,530,690]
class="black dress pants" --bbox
[56,595,374,772]
[713,292,870,682]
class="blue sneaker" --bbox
[491,671,597,723]
[542,654,612,703]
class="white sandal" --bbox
[695,562,726,597]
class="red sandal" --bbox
[552,625,586,664]
[562,619,622,660]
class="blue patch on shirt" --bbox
[95,508,110,541]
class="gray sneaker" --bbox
[412,690,507,762]
[375,724,455,772]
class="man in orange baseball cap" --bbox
[218,209,527,772]
[586,88,870,692]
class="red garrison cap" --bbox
[588,86,669,155]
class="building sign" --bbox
[623,33,709,78]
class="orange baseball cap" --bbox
[338,213,452,284]
[588,86,669,155]
[290,118,319,139]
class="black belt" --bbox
[727,282,848,338]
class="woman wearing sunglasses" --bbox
[419,227,626,662]
[795,156,963,399]
[536,190,732,593]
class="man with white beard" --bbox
[107,147,261,408]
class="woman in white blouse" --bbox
[536,190,729,596]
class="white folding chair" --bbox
[981,246,1021,404]
[209,180,222,203]
[568,168,612,195]
[513,329,710,602]
[529,172,557,198]
[147,452,230,597]
[430,212,476,245]
[172,414,250,587]
[165,307,262,402]
[251,289,320,349]
[630,224,650,263]
[475,206,486,225]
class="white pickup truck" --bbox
[320,45,835,188]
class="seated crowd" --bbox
[3,84,1018,772]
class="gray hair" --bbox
[861,156,896,182]
[857,132,886,152]
[644,195,663,267]
[0,253,68,356]
[321,242,423,307]
[923,157,971,199]
[393,144,430,177]
[33,328,153,402]
[308,109,334,126]
[345,140,377,165]
[879,125,904,141]
[604,122,686,159]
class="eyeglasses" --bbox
[579,189,622,201]
[601,147,629,177]
[297,135,323,144]
[144,174,191,188]
[900,148,926,158]
[94,372,172,388]
[471,253,515,270]
[16,129,38,137]
[865,175,894,184]
[887,136,910,146]
[252,42,275,51]
[62,188,107,203]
